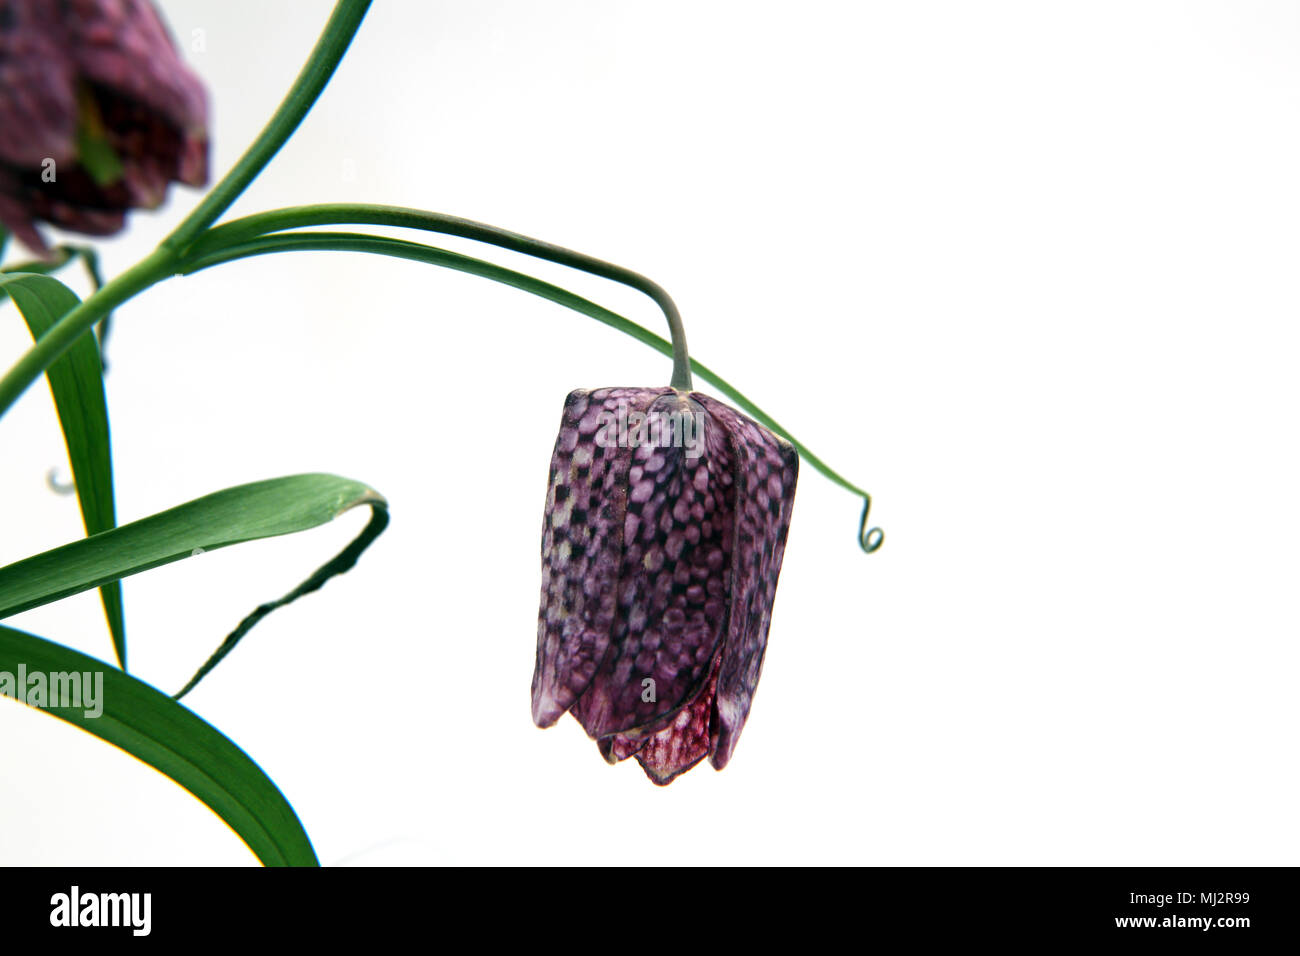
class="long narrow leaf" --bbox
[0,623,316,865]
[1,245,117,365]
[0,272,126,667]
[0,473,388,694]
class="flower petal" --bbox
[569,391,736,739]
[0,1,79,168]
[628,649,722,785]
[532,388,669,727]
[0,0,208,251]
[62,0,207,136]
[13,164,130,234]
[690,394,798,771]
[0,187,52,255]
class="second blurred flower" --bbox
[0,0,208,254]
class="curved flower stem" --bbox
[190,204,694,391]
[162,0,372,255]
[177,231,880,549]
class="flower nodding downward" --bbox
[532,386,797,785]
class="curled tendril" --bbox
[46,466,75,496]
[858,497,884,553]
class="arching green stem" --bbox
[178,231,880,549]
[190,204,694,391]
[162,0,372,254]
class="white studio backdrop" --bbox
[1,0,1298,865]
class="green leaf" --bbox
[0,272,126,668]
[2,245,118,367]
[0,473,388,696]
[0,623,317,865]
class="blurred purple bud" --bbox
[0,0,208,254]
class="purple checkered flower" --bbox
[0,0,208,254]
[532,386,798,784]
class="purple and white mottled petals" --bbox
[569,392,735,739]
[532,388,670,727]
[630,650,722,785]
[690,394,798,771]
[532,386,799,784]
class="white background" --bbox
[2,0,1298,865]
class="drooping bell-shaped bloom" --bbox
[0,0,208,254]
[532,386,798,784]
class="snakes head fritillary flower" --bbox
[532,386,798,785]
[0,0,208,254]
